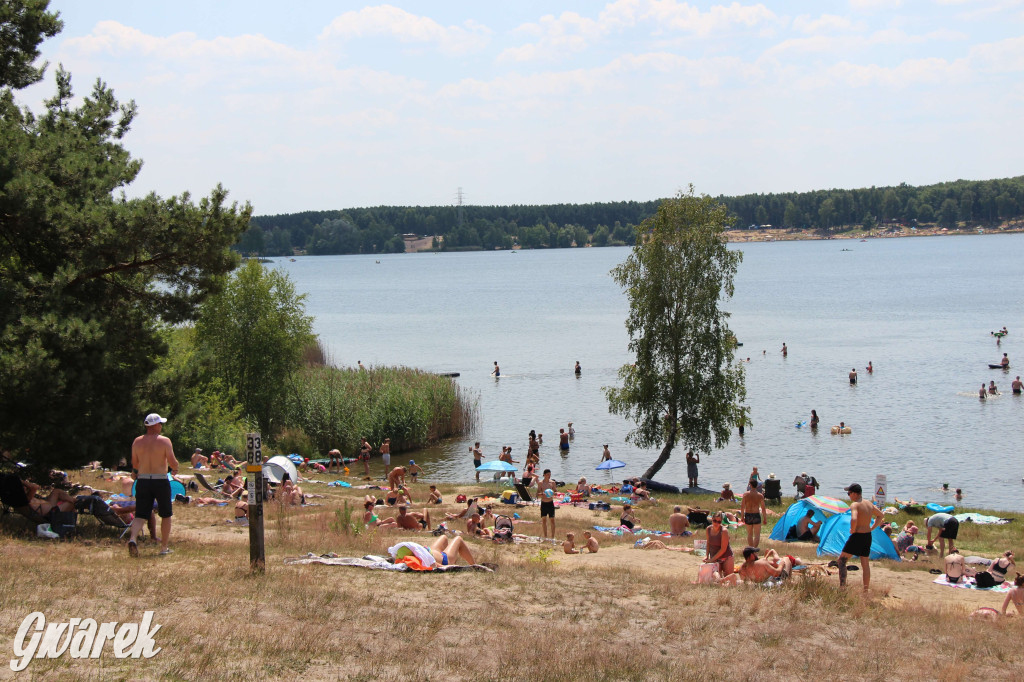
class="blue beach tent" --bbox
[816,511,901,561]
[768,499,831,542]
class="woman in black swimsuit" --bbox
[620,504,638,530]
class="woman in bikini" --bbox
[704,512,734,577]
[620,504,639,531]
[22,480,76,516]
[1002,574,1024,616]
[429,534,476,566]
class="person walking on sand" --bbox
[127,413,179,557]
[741,480,767,548]
[838,483,884,590]
[686,450,700,489]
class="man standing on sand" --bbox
[838,483,884,590]
[128,413,179,557]
[538,469,557,539]
[669,506,690,537]
[685,450,699,489]
[741,480,767,548]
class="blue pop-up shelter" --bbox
[816,511,901,561]
[769,500,830,542]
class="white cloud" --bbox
[849,0,903,10]
[822,57,968,88]
[644,1,779,35]
[318,5,490,55]
[792,14,859,34]
[968,35,1024,72]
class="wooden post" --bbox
[246,432,266,573]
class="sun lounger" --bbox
[514,483,534,502]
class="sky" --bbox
[19,0,1024,215]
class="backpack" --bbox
[492,515,514,543]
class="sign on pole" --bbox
[873,474,887,507]
[246,432,265,573]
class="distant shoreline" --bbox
[724,223,1024,244]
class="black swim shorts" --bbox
[135,478,173,520]
[842,531,872,557]
[940,517,959,540]
[540,501,556,518]
[744,512,762,526]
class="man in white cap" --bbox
[127,413,178,557]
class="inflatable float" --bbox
[830,426,852,435]
[989,364,1010,370]
[926,503,955,514]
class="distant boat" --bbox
[289,258,296,262]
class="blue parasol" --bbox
[595,459,626,471]
[475,460,517,472]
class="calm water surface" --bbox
[273,234,1024,511]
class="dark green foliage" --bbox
[0,0,62,89]
[0,6,250,468]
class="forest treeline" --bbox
[239,176,1024,256]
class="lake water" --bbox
[272,234,1024,512]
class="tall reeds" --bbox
[284,364,479,457]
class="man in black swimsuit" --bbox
[538,469,556,539]
[839,483,884,589]
[1012,376,1022,395]
[741,481,767,548]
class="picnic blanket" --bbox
[284,553,495,572]
[953,513,1011,525]
[594,525,672,538]
[932,575,1013,592]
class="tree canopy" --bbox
[605,187,747,480]
[0,1,251,469]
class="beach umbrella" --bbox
[475,460,517,472]
[595,459,626,471]
[804,495,849,514]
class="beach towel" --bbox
[283,553,495,572]
[932,575,1013,592]
[327,480,352,487]
[953,513,1010,525]
[593,525,672,537]
[388,542,436,568]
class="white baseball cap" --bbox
[144,413,167,426]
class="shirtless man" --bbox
[538,469,557,539]
[221,474,245,499]
[128,413,179,557]
[467,513,490,537]
[394,505,431,531]
[980,384,988,400]
[795,510,822,541]
[563,532,580,554]
[737,547,800,583]
[191,448,208,469]
[427,485,442,504]
[669,506,690,537]
[1013,376,1023,395]
[583,531,599,553]
[328,448,342,474]
[601,445,612,462]
[740,481,767,548]
[838,483,884,589]
[558,428,570,451]
[1001,353,1010,368]
[849,368,858,385]
[387,466,406,491]
[781,342,787,357]
[491,361,500,377]
[472,442,482,482]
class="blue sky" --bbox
[21,0,1024,214]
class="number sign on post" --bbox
[245,432,265,573]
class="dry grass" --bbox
[2,474,1023,681]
